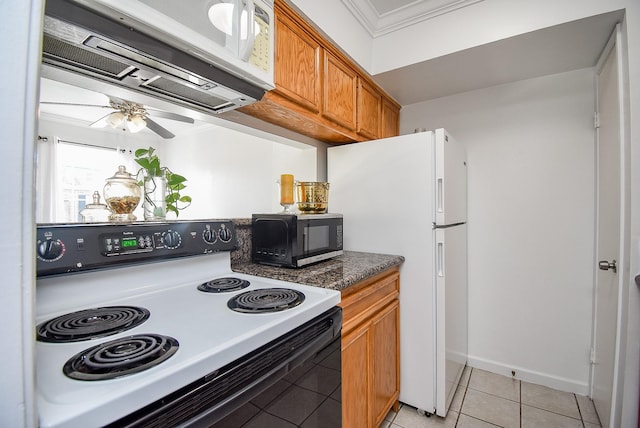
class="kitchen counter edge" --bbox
[231,251,404,291]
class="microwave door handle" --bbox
[238,0,256,61]
[302,228,308,253]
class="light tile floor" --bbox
[381,367,602,428]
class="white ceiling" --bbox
[341,1,623,106]
[341,0,484,37]
[372,10,623,105]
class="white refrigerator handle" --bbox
[437,177,444,214]
[437,241,444,277]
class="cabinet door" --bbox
[274,13,322,113]
[342,325,370,428]
[371,300,400,427]
[381,97,400,138]
[357,78,381,140]
[322,51,357,130]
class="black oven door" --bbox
[106,307,342,428]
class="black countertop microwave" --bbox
[251,213,343,268]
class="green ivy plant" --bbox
[134,147,191,217]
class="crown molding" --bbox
[341,0,485,37]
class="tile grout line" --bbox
[520,378,523,428]
[453,368,471,427]
[574,393,584,427]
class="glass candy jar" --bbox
[103,165,141,222]
[79,191,111,223]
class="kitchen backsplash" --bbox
[231,218,252,264]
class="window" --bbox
[36,138,137,223]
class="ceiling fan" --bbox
[40,97,195,139]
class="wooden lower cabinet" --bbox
[341,268,400,428]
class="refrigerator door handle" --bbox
[437,178,444,214]
[434,222,466,229]
[437,241,444,277]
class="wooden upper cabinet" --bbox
[273,12,321,113]
[322,52,357,131]
[381,96,400,139]
[238,0,401,143]
[357,78,382,140]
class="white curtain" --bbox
[35,136,61,223]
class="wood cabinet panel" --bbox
[341,270,399,333]
[342,325,370,427]
[381,97,400,139]
[357,78,381,140]
[341,267,400,427]
[237,0,401,144]
[274,13,321,113]
[322,52,357,131]
[372,300,400,427]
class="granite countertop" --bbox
[231,251,404,291]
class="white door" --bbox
[591,25,625,428]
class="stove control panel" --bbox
[36,220,237,277]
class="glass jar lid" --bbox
[106,165,137,184]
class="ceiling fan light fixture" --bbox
[127,114,147,133]
[106,111,125,128]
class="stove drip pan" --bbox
[198,277,250,293]
[63,334,179,381]
[36,306,150,343]
[227,288,305,313]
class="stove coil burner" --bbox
[63,334,179,381]
[227,288,305,313]
[198,277,250,293]
[36,306,150,343]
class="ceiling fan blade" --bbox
[147,109,195,123]
[89,112,113,128]
[40,101,111,108]
[145,117,175,139]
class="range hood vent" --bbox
[42,0,266,115]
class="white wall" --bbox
[160,125,317,218]
[401,69,596,393]
[2,0,43,426]
[621,6,640,425]
[288,0,373,70]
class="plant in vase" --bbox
[134,147,191,220]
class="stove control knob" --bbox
[162,230,182,249]
[37,239,65,261]
[202,227,217,244]
[218,225,232,243]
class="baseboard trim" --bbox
[467,354,590,396]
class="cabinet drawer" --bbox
[340,268,399,334]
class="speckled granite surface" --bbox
[232,252,404,291]
[230,218,403,290]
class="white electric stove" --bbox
[35,220,341,428]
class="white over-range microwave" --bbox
[43,0,274,114]
[75,0,275,89]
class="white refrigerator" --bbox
[327,128,467,417]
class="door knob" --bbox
[599,260,617,273]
